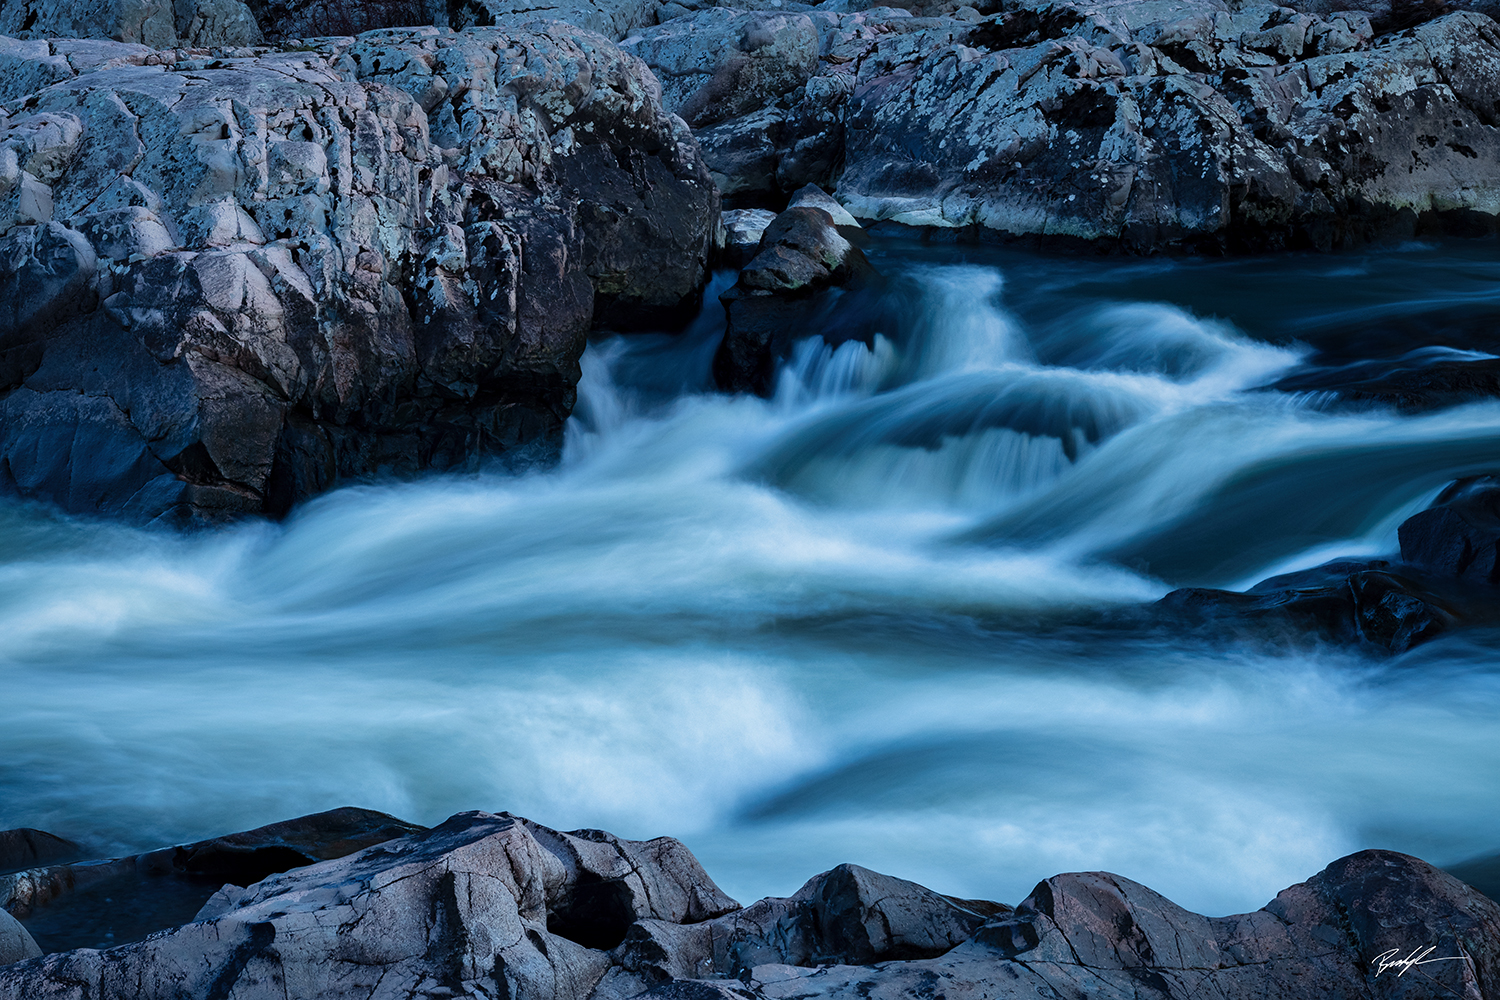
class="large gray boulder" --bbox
[0,910,38,967]
[0,24,718,523]
[0,810,1496,999]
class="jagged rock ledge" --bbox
[1,807,1498,999]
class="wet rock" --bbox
[0,831,80,876]
[0,910,38,967]
[715,205,879,394]
[1158,559,1456,652]
[1400,476,1500,581]
[0,24,718,523]
[1446,849,1500,902]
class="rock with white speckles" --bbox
[0,22,719,523]
[631,0,1500,250]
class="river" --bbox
[3,233,1499,922]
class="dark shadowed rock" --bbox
[1399,475,1500,581]
[0,831,80,876]
[2,808,425,953]
[1446,850,1500,902]
[1157,559,1457,652]
[715,206,879,394]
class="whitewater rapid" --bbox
[3,237,1500,919]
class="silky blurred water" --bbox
[3,236,1500,918]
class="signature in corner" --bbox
[1373,945,1467,978]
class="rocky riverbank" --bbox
[0,0,1497,522]
[1,808,1497,999]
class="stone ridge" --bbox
[0,24,719,524]
[0,810,1495,999]
[622,0,1500,249]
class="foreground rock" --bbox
[0,808,425,952]
[1159,475,1500,651]
[715,202,878,393]
[0,24,718,523]
[1,809,1497,1000]
[0,910,37,967]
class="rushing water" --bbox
[4,234,1500,923]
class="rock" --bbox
[786,183,859,228]
[0,24,719,523]
[621,9,819,125]
[0,0,263,48]
[1157,558,1457,652]
[0,832,80,876]
[1400,476,1500,581]
[2,808,426,955]
[714,205,879,394]
[720,207,777,265]
[642,0,1500,248]
[1270,356,1500,411]
[0,811,1495,1000]
[1447,850,1500,902]
[0,910,39,967]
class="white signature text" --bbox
[1373,945,1466,978]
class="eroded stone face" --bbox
[0,24,719,523]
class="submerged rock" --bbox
[0,24,718,524]
[0,810,1495,999]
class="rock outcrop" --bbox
[0,0,264,48]
[0,23,719,523]
[624,0,1500,248]
[714,202,878,393]
[1,809,1497,1000]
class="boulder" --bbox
[0,811,1495,1000]
[0,24,719,523]
[714,205,879,394]
[0,910,38,967]
[1400,476,1500,581]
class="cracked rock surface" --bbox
[0,810,1496,999]
[625,0,1500,248]
[0,23,718,523]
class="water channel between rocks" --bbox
[4,233,1500,944]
